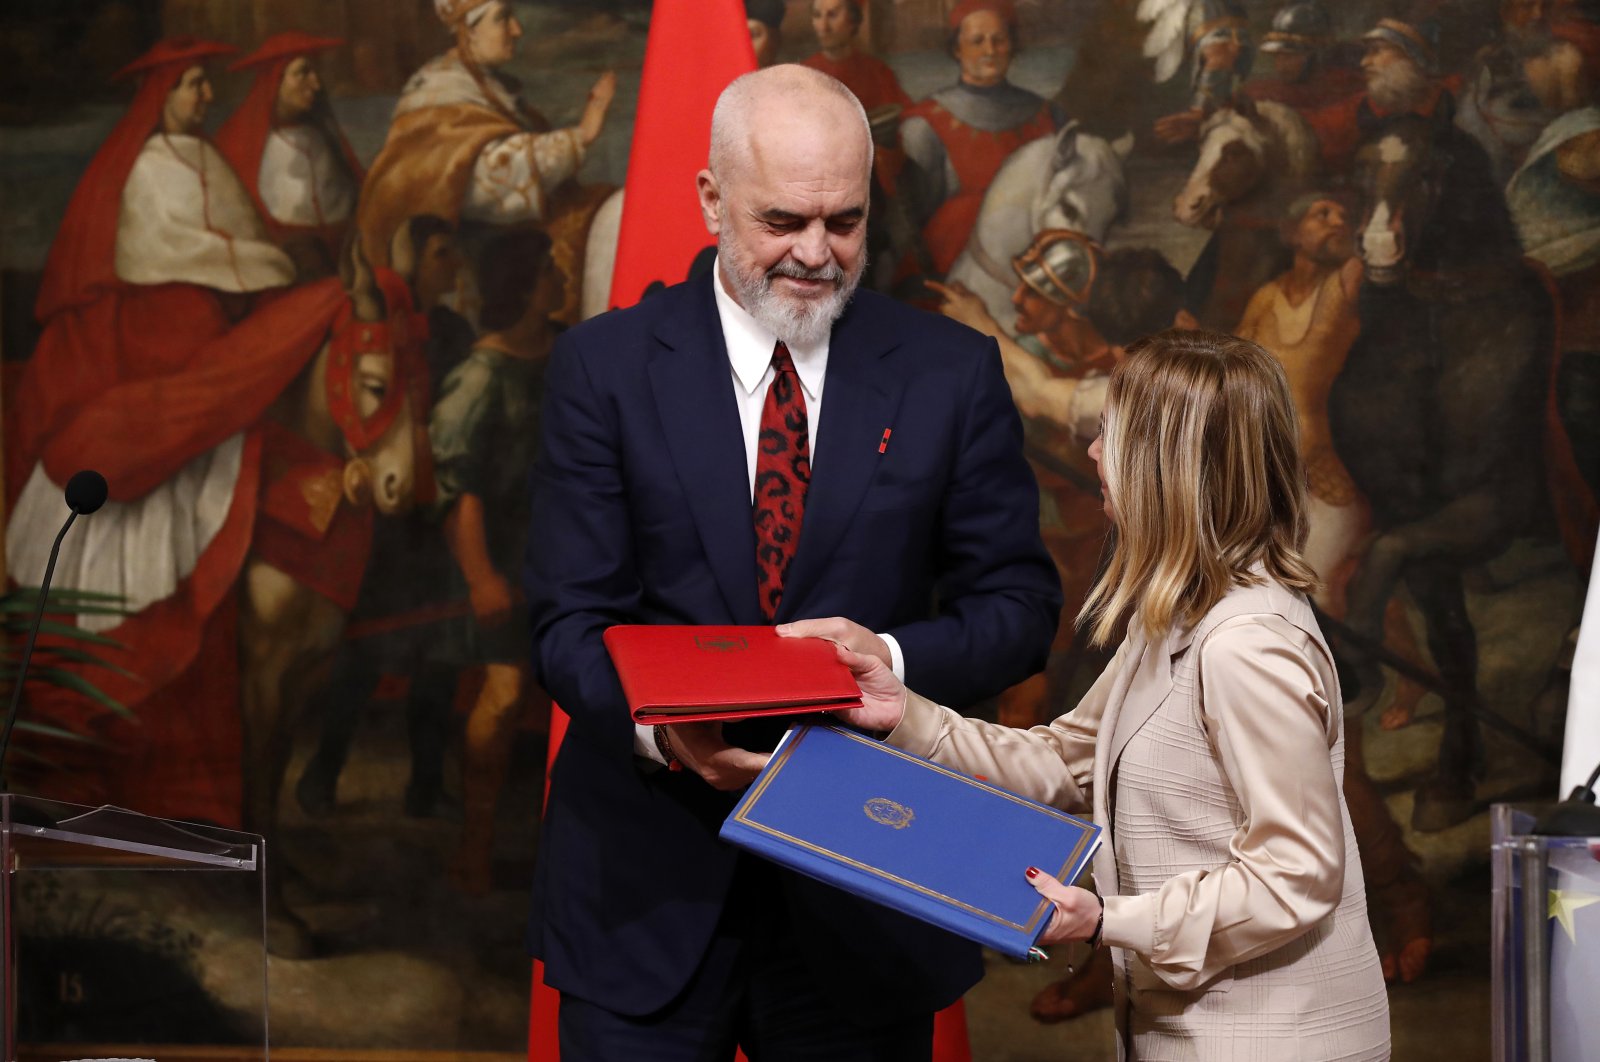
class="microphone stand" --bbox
[1,468,106,792]
[0,510,79,791]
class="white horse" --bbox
[945,122,1134,334]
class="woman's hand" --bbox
[777,619,907,732]
[833,643,909,732]
[1025,870,1103,946]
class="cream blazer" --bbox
[890,578,1391,1061]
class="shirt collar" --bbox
[712,257,828,399]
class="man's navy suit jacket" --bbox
[525,275,1062,1021]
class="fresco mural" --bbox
[1,0,1594,1057]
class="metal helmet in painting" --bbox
[1012,229,1100,309]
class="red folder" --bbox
[603,625,863,724]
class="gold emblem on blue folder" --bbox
[863,797,914,829]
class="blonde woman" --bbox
[786,329,1390,1059]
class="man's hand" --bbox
[669,721,768,791]
[925,279,1000,336]
[578,71,618,146]
[1153,108,1204,145]
[777,616,892,669]
[468,571,515,624]
[1025,871,1103,945]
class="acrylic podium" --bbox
[1,793,267,1062]
[1491,803,1600,1062]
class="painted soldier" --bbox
[929,236,1191,726]
[1151,3,1253,145]
[1303,16,1461,175]
[1242,2,1364,116]
[899,0,1063,276]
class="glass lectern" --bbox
[1,794,266,1062]
[1491,803,1600,1062]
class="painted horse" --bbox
[943,122,1133,334]
[1331,113,1556,830]
[1173,98,1320,328]
[239,242,425,954]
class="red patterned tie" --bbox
[754,342,810,620]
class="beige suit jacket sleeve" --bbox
[885,638,1132,815]
[1100,614,1348,988]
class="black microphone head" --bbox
[65,470,108,515]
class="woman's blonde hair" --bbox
[1078,328,1318,646]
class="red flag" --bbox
[529,707,567,1062]
[606,0,756,309]
[533,6,753,1056]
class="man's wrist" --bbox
[653,724,683,772]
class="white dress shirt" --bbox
[632,263,904,763]
[1564,526,1600,797]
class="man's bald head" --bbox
[708,64,873,185]
[696,65,873,348]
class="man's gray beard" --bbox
[1367,61,1430,114]
[720,233,864,348]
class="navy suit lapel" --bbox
[647,280,762,623]
[779,295,904,619]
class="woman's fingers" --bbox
[1025,865,1073,903]
[1025,871,1099,945]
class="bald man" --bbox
[526,65,1061,1059]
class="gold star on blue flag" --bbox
[1549,889,1600,942]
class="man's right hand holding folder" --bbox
[659,721,769,791]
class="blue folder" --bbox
[720,723,1102,959]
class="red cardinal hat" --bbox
[113,36,237,82]
[229,31,345,73]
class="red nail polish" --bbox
[1025,866,1040,879]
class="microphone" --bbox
[65,469,108,515]
[1532,757,1600,837]
[0,470,109,789]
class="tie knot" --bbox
[771,342,797,375]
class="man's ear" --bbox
[1174,309,1200,330]
[696,169,723,237]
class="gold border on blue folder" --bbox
[734,725,1098,937]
